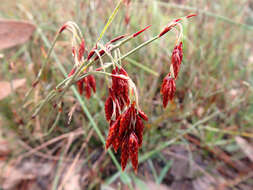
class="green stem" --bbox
[118,35,159,61]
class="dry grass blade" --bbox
[0,20,35,50]
[16,128,83,163]
[58,129,94,190]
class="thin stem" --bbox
[24,33,60,103]
[117,35,160,61]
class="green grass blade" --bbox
[126,57,159,76]
[156,159,173,184]
[96,0,123,44]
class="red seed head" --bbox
[171,42,183,79]
[161,73,176,108]
[111,67,129,108]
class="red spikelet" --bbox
[109,35,126,43]
[119,68,129,103]
[133,25,152,38]
[59,24,67,33]
[105,96,113,121]
[161,73,176,108]
[84,79,92,99]
[135,115,144,147]
[159,25,173,37]
[78,38,85,61]
[178,42,183,60]
[111,68,119,90]
[119,67,128,76]
[138,109,148,121]
[106,118,120,149]
[112,137,121,153]
[94,49,105,61]
[119,108,132,137]
[111,67,130,107]
[171,42,183,79]
[77,79,84,95]
[87,47,96,60]
[68,68,76,77]
[125,13,130,25]
[129,132,139,173]
[121,135,130,171]
[186,14,197,18]
[88,75,96,93]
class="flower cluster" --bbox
[104,67,148,172]
[57,14,196,173]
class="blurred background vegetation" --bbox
[0,0,253,189]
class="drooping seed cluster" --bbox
[61,14,196,173]
[104,67,148,172]
[160,42,183,108]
